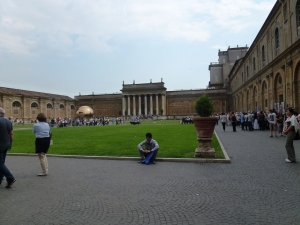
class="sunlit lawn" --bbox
[12,120,224,158]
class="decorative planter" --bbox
[192,116,218,158]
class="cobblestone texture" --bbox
[1,124,300,224]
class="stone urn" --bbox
[192,116,218,157]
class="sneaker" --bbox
[270,135,273,137]
[37,172,48,176]
[285,159,292,163]
[5,179,16,188]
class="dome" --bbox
[76,106,94,117]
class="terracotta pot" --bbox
[192,117,218,139]
[192,116,218,157]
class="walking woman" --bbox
[283,108,299,163]
[33,113,51,176]
[220,113,227,131]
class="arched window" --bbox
[47,103,53,108]
[71,105,75,110]
[297,0,300,28]
[253,57,256,72]
[275,28,279,49]
[262,45,266,65]
[60,104,64,109]
[31,102,38,108]
[12,101,21,107]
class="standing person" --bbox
[283,108,298,163]
[230,112,237,132]
[244,113,248,131]
[241,112,245,130]
[215,114,219,125]
[268,109,277,137]
[253,112,259,130]
[0,108,16,188]
[137,133,159,164]
[236,112,241,127]
[276,111,284,137]
[247,111,253,131]
[220,113,227,131]
[33,113,51,176]
[258,111,265,131]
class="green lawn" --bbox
[12,120,224,159]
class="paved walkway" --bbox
[1,124,300,224]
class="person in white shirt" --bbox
[268,109,277,137]
[220,113,227,131]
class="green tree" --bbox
[194,94,214,117]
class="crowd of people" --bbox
[218,109,288,135]
[217,107,299,163]
[46,117,127,127]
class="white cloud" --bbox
[0,0,276,56]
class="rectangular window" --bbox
[14,110,18,114]
[265,99,268,108]
[32,110,36,115]
[279,95,283,103]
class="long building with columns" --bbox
[74,82,227,117]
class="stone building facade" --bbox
[75,82,228,117]
[0,87,76,121]
[228,0,300,112]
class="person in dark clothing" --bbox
[230,112,237,132]
[0,108,16,188]
[258,111,265,131]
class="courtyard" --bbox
[1,123,300,224]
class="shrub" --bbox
[194,94,214,117]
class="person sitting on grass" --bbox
[137,133,159,164]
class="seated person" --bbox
[137,133,159,164]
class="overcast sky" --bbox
[0,0,276,98]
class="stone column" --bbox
[54,102,57,118]
[23,97,26,120]
[150,94,153,115]
[128,95,131,116]
[144,95,147,116]
[122,96,126,116]
[133,95,136,116]
[156,94,158,115]
[138,95,141,116]
[162,94,166,116]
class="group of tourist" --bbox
[47,116,126,127]
[218,107,299,163]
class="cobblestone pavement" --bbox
[1,124,300,225]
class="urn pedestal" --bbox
[192,117,218,158]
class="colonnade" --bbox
[122,93,166,116]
